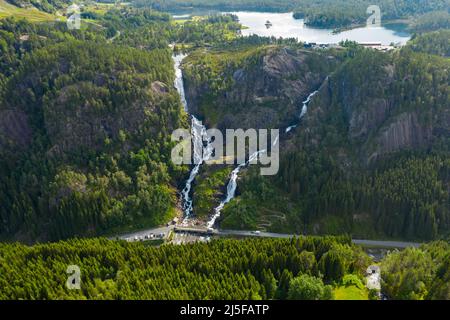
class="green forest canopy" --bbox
[179,38,449,241]
[132,0,450,29]
[0,237,448,300]
[0,9,248,242]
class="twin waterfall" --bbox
[173,54,214,224]
[172,54,318,228]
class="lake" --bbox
[221,12,411,45]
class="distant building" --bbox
[360,42,382,47]
[360,42,395,52]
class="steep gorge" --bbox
[0,41,186,242]
[181,44,450,240]
[183,46,339,130]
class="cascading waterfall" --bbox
[173,54,214,222]
[208,88,321,228]
[208,133,283,228]
[285,90,318,133]
[207,149,266,228]
[173,54,188,111]
[174,51,324,229]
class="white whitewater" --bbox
[208,132,283,228]
[285,90,318,133]
[173,54,214,222]
[173,54,188,111]
[209,89,320,228]
[207,149,265,228]
[174,52,321,229]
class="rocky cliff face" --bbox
[43,81,169,158]
[370,112,433,161]
[180,44,449,240]
[0,109,32,153]
[183,46,339,130]
[302,50,449,165]
[184,46,449,166]
[0,41,178,165]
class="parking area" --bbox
[124,232,167,242]
[172,232,211,245]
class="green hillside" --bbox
[0,0,57,21]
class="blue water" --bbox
[230,12,411,45]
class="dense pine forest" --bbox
[0,8,245,242]
[182,33,450,241]
[6,0,72,13]
[0,0,448,302]
[133,0,450,30]
[0,14,185,242]
[1,3,449,243]
[292,0,450,29]
[408,29,450,56]
[0,237,448,300]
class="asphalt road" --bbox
[217,230,421,248]
[115,225,421,249]
[351,239,421,249]
[113,225,174,242]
